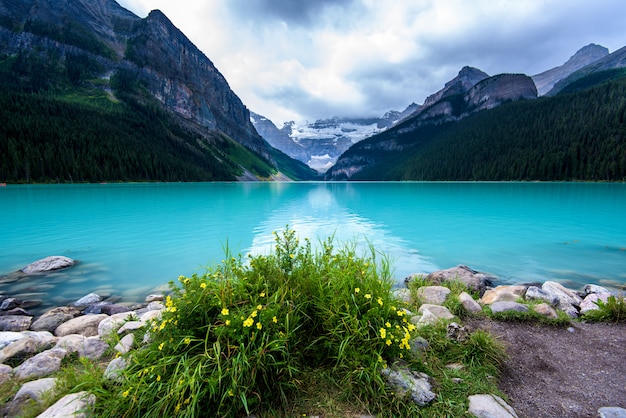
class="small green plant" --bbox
[583,295,626,323]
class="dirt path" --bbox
[468,319,626,418]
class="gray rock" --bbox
[0,315,32,331]
[98,312,136,338]
[392,288,412,304]
[56,335,109,360]
[104,356,128,382]
[145,294,165,302]
[100,304,131,315]
[0,364,12,384]
[139,309,162,323]
[427,265,494,295]
[541,281,583,308]
[30,307,82,332]
[490,301,529,314]
[580,293,611,314]
[381,366,436,406]
[13,347,67,380]
[117,320,144,334]
[468,394,518,417]
[20,256,76,274]
[584,284,611,295]
[481,286,526,305]
[524,286,559,305]
[418,304,455,320]
[36,391,95,418]
[55,314,108,337]
[598,407,626,418]
[7,377,58,415]
[114,333,135,354]
[415,286,451,305]
[0,331,57,363]
[1,297,20,311]
[74,293,102,307]
[83,301,112,314]
[447,322,470,342]
[459,291,483,313]
[409,336,429,354]
[0,331,25,349]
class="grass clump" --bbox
[582,295,626,323]
[93,227,423,417]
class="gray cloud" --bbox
[228,0,357,27]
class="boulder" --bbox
[145,294,165,302]
[74,293,102,307]
[100,304,131,315]
[459,292,482,314]
[0,331,25,349]
[0,331,57,363]
[104,356,128,382]
[37,391,95,418]
[580,293,611,314]
[393,288,412,304]
[83,301,112,314]
[6,377,58,416]
[30,306,82,332]
[468,394,518,417]
[598,407,626,418]
[0,315,32,331]
[541,281,583,309]
[415,286,451,305]
[0,297,20,311]
[381,365,436,406]
[427,265,494,295]
[418,304,455,320]
[584,284,611,295]
[0,364,12,384]
[13,347,67,380]
[54,314,108,337]
[525,286,559,306]
[533,303,558,319]
[114,333,135,354]
[20,256,76,274]
[481,286,526,305]
[56,335,109,360]
[490,301,529,314]
[98,312,136,338]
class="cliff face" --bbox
[0,0,270,159]
[466,74,537,111]
[532,44,609,95]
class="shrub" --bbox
[96,227,421,417]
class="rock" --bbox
[580,293,611,314]
[0,364,12,384]
[525,286,559,305]
[393,288,412,304]
[598,407,626,418]
[146,301,165,311]
[0,331,57,363]
[0,315,32,331]
[117,320,144,334]
[100,304,131,315]
[98,312,136,338]
[447,322,470,342]
[13,347,67,380]
[0,307,31,316]
[418,304,455,320]
[490,301,529,314]
[468,394,518,417]
[74,293,102,307]
[83,301,112,314]
[55,314,108,337]
[381,365,436,406]
[104,356,128,382]
[36,391,95,418]
[459,292,482,313]
[481,286,526,305]
[541,281,583,308]
[415,286,451,305]
[20,256,76,274]
[409,336,429,354]
[7,377,58,416]
[114,333,135,354]
[0,297,20,310]
[584,284,611,295]
[427,265,494,295]
[0,331,25,349]
[533,303,558,318]
[412,309,439,327]
[30,307,82,332]
[145,294,165,302]
[139,309,162,323]
[56,335,109,360]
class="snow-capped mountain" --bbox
[251,104,419,172]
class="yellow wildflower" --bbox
[365,294,372,299]
[289,254,295,259]
[385,322,391,328]
[257,322,262,330]
[221,308,229,316]
[228,390,235,397]
[379,328,387,339]
[225,320,231,326]
[156,375,161,382]
[243,318,254,327]
[122,389,130,398]
[184,337,191,345]
[158,342,164,351]
[377,298,383,306]
[257,304,263,311]
[251,310,258,318]
[354,288,360,293]
[200,282,207,289]
[273,316,278,323]
[260,292,266,297]
[175,403,181,413]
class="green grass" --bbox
[582,295,626,323]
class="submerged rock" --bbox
[19,256,76,275]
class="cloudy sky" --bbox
[117,0,625,125]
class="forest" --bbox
[337,69,626,181]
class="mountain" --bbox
[0,0,316,182]
[326,67,626,181]
[532,44,609,95]
[251,109,417,172]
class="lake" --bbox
[1,182,625,310]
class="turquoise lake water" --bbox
[1,182,625,310]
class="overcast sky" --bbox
[116,0,626,125]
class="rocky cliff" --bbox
[532,44,609,95]
[0,0,270,160]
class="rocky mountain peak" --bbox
[532,43,609,95]
[420,66,489,110]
